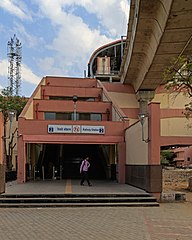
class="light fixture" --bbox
[138,113,150,143]
[72,95,78,121]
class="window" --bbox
[44,112,56,120]
[79,113,90,120]
[78,113,102,121]
[45,112,72,120]
[45,112,102,121]
[49,96,95,101]
[90,113,102,121]
[59,113,71,120]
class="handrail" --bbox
[97,80,129,122]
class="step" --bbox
[0,202,159,208]
[0,193,152,198]
[0,196,157,204]
[0,193,159,208]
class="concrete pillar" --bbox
[147,102,162,197]
[17,136,26,183]
[0,112,5,193]
[148,102,160,165]
[136,90,155,115]
[0,164,5,193]
[117,142,126,183]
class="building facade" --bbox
[17,77,129,185]
[16,39,192,199]
[17,77,192,197]
[173,146,192,168]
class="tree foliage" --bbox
[0,87,27,124]
[161,150,176,166]
[0,88,27,171]
[164,56,192,117]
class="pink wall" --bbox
[45,77,97,87]
[148,103,160,165]
[18,118,128,138]
[41,86,102,100]
[17,136,25,183]
[117,142,126,183]
[160,109,184,118]
[160,136,192,146]
[184,146,192,166]
[102,82,135,93]
[121,108,139,119]
[171,147,192,167]
[0,112,4,164]
[33,100,112,114]
[18,118,128,183]
[33,100,112,121]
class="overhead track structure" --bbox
[120,0,192,92]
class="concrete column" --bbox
[0,112,5,193]
[117,142,126,183]
[17,136,26,183]
[147,103,162,198]
[136,90,155,115]
[148,102,160,165]
[0,112,4,164]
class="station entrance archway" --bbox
[26,143,117,181]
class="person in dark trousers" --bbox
[80,157,92,186]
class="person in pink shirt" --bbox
[80,157,92,186]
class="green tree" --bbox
[161,150,176,166]
[164,56,192,118]
[0,88,27,171]
[0,87,27,121]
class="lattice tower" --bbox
[7,34,22,96]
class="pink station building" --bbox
[1,39,192,198]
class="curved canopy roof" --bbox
[88,39,126,78]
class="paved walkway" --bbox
[0,202,192,239]
[0,180,192,239]
[4,179,146,195]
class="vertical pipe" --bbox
[74,102,76,121]
[121,36,123,59]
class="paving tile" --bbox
[1,180,192,239]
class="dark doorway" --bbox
[36,144,110,180]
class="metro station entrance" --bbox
[26,143,117,181]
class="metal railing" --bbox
[97,80,129,122]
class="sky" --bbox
[0,0,129,97]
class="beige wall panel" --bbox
[24,102,33,119]
[34,87,41,99]
[161,118,192,136]
[129,119,138,126]
[125,121,148,165]
[153,93,190,109]
[33,78,45,99]
[153,93,168,108]
[108,92,139,108]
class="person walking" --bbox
[80,157,92,186]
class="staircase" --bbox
[0,193,159,208]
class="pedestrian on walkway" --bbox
[80,157,92,186]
